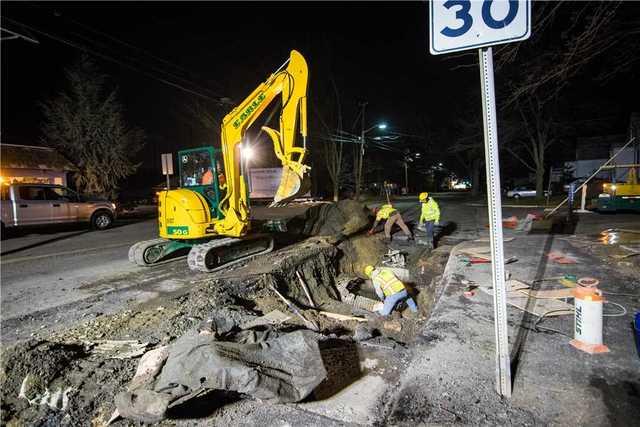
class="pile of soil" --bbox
[288,200,372,241]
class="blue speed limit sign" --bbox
[429,0,531,55]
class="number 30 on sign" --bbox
[429,0,531,55]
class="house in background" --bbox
[564,113,640,182]
[0,144,76,186]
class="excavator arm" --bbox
[214,50,310,237]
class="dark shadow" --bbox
[0,229,91,256]
[2,222,91,240]
[166,389,243,420]
[589,372,640,425]
[1,216,151,240]
[434,221,458,246]
[0,217,155,255]
[109,217,156,229]
[509,233,555,387]
[311,339,362,400]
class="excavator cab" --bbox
[177,147,224,220]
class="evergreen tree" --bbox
[40,55,145,198]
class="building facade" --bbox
[0,144,76,186]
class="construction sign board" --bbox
[161,153,174,176]
[248,167,310,199]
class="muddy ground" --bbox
[0,201,453,426]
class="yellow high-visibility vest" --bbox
[376,204,397,221]
[371,268,405,297]
[420,198,440,223]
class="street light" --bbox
[242,146,254,160]
[242,143,254,204]
[355,103,388,199]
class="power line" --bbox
[25,2,228,94]
[41,11,228,98]
[64,26,228,101]
[2,16,229,103]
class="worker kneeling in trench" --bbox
[364,265,418,316]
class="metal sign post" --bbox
[479,46,511,398]
[429,0,532,398]
[161,153,174,190]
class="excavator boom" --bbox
[215,50,310,236]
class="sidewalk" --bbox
[385,233,640,425]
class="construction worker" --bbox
[216,161,227,190]
[368,203,413,242]
[201,166,214,185]
[418,192,440,248]
[364,265,418,316]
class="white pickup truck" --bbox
[1,183,117,233]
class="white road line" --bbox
[0,242,133,265]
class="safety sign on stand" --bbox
[161,153,174,190]
[429,0,532,398]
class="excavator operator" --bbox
[202,166,214,185]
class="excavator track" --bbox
[128,238,186,267]
[187,234,274,273]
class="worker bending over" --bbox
[368,203,413,242]
[364,265,418,316]
[418,192,440,248]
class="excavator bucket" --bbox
[272,165,309,205]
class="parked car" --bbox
[506,187,550,199]
[0,183,117,233]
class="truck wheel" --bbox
[91,211,113,230]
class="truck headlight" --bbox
[111,202,117,210]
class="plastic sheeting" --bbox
[116,329,326,423]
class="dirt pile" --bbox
[0,340,137,426]
[338,234,388,277]
[288,200,372,241]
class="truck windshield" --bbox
[180,149,214,187]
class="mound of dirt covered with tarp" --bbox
[287,200,372,242]
[115,328,326,423]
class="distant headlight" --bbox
[111,202,117,209]
[598,193,610,198]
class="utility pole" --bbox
[404,160,409,193]
[356,101,367,200]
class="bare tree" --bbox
[496,1,639,197]
[314,80,346,201]
[310,38,347,202]
[501,95,559,197]
[450,138,484,197]
[497,1,639,108]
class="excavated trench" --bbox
[0,201,452,426]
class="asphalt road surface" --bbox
[0,218,193,342]
[1,219,159,316]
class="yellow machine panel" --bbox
[158,189,212,239]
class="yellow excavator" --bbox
[129,50,310,272]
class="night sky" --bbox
[2,2,639,195]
